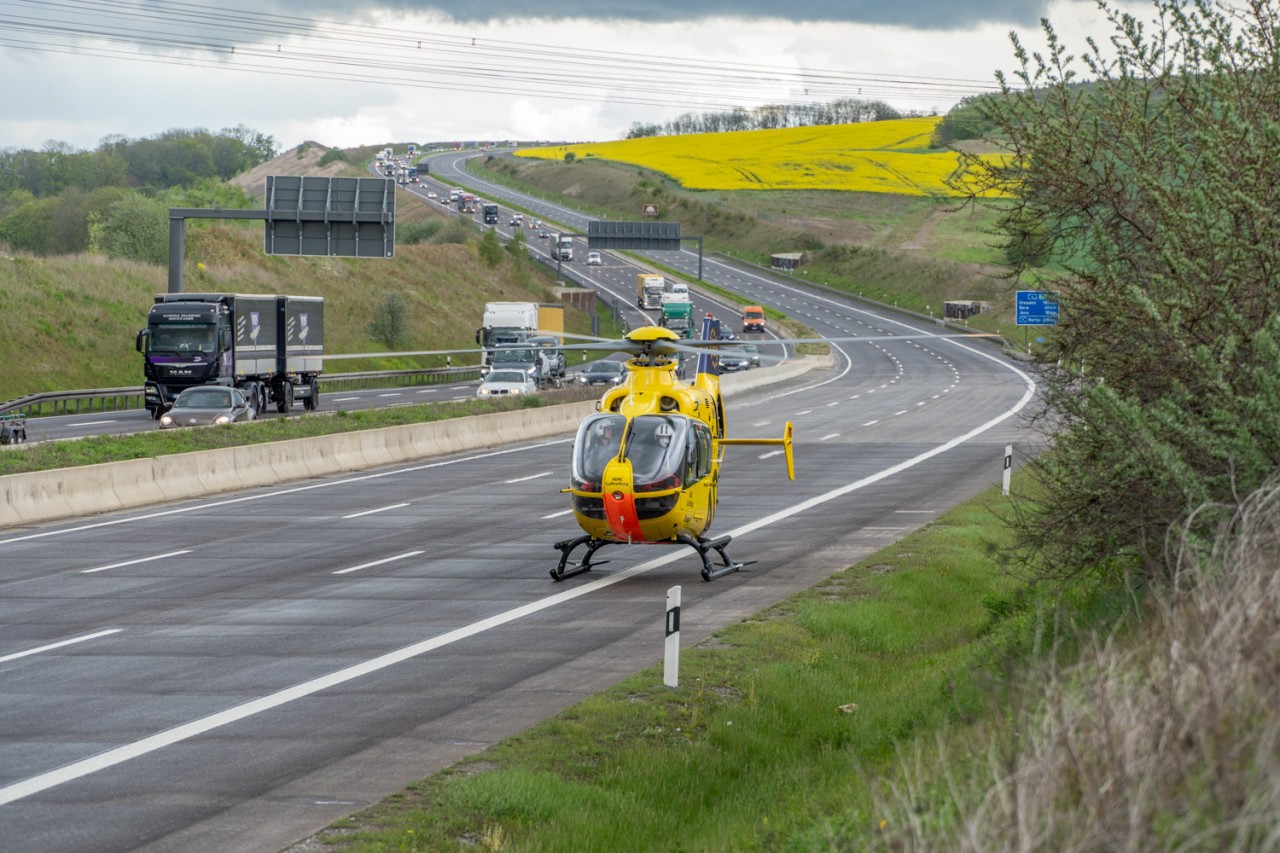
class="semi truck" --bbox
[637,273,665,309]
[550,233,574,261]
[659,299,695,338]
[136,293,323,419]
[482,203,499,224]
[475,301,564,371]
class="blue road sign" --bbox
[1016,290,1059,326]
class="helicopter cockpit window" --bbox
[571,413,626,491]
[625,415,690,491]
[685,421,713,483]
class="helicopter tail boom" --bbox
[718,421,795,480]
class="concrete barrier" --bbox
[0,358,824,530]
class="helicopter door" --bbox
[682,421,716,529]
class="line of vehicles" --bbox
[125,151,763,430]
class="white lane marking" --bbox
[417,388,439,394]
[0,351,1036,807]
[82,550,191,574]
[826,401,840,407]
[342,503,410,519]
[758,450,784,459]
[820,433,840,441]
[331,397,360,402]
[894,510,936,514]
[332,550,425,576]
[74,420,117,427]
[751,421,771,427]
[895,410,909,416]
[796,410,813,416]
[505,471,552,484]
[863,420,879,426]
[0,629,122,664]
[541,509,574,519]
[863,527,908,531]
[377,393,403,398]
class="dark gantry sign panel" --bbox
[587,220,682,250]
[264,176,396,258]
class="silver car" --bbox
[477,369,538,397]
[159,386,256,429]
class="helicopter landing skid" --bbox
[551,535,612,581]
[551,533,755,582]
[675,533,755,582]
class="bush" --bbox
[367,292,410,349]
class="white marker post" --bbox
[664,585,681,688]
[1002,444,1013,496]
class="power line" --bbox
[0,0,1002,115]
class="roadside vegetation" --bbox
[0,389,598,478]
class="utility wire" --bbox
[0,0,1002,114]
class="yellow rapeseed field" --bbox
[515,117,997,197]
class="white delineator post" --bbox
[664,585,681,688]
[1003,444,1013,496]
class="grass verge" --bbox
[298,478,1105,851]
[0,387,600,477]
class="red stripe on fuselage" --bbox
[606,490,646,542]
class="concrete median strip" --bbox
[0,357,823,529]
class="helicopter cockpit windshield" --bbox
[572,413,626,491]
[571,412,694,494]
[623,415,689,491]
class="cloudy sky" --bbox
[1,0,1151,153]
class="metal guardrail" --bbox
[0,366,484,418]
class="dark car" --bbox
[578,359,628,386]
[159,386,256,429]
[719,344,759,372]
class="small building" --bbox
[943,300,990,320]
[771,252,806,270]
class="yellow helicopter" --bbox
[326,316,996,582]
[554,315,794,582]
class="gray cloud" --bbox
[260,0,1049,30]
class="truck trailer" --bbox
[637,273,666,309]
[136,293,323,419]
[475,301,564,372]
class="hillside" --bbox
[229,140,360,200]
[0,151,588,402]
[472,152,1014,331]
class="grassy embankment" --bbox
[0,154,599,404]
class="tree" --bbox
[477,227,504,268]
[89,192,168,264]
[962,0,1280,583]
